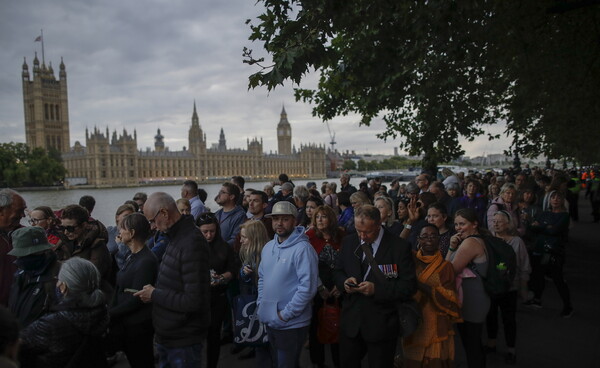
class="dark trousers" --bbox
[108,320,154,368]
[457,321,486,368]
[309,301,340,367]
[207,292,228,368]
[529,254,572,308]
[156,342,203,368]
[339,332,396,368]
[486,291,517,348]
[266,325,309,368]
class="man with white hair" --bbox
[135,192,210,368]
[0,188,26,306]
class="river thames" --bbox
[18,177,372,226]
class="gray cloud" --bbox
[0,0,510,158]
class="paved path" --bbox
[117,192,599,367]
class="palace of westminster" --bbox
[21,54,326,186]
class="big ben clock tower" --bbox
[277,106,292,155]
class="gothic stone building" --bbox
[22,57,326,186]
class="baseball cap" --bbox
[265,201,297,217]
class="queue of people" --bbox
[0,166,581,368]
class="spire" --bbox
[191,100,199,126]
[218,128,227,151]
[281,104,287,116]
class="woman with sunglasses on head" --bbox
[28,206,71,260]
[485,211,531,365]
[445,208,490,368]
[403,224,461,368]
[302,195,324,229]
[196,212,236,368]
[306,205,344,368]
[109,213,158,368]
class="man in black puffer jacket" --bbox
[135,192,210,367]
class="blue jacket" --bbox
[257,226,318,330]
[215,206,246,246]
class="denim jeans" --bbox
[266,326,309,368]
[156,342,204,368]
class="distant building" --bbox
[22,54,70,153]
[22,57,326,186]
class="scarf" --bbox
[416,249,444,284]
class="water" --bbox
[18,177,372,226]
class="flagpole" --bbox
[40,29,45,65]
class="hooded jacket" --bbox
[258,226,318,330]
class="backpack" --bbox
[469,235,517,297]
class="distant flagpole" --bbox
[34,29,45,65]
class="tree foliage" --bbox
[342,159,356,171]
[0,143,66,187]
[245,1,600,169]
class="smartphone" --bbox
[124,288,139,293]
[345,282,359,288]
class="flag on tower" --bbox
[34,35,42,42]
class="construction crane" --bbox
[325,121,337,152]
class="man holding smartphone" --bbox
[334,205,417,368]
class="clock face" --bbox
[278,129,284,135]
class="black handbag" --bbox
[362,244,422,337]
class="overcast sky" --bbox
[0,0,510,158]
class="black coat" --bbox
[19,302,109,368]
[110,246,158,326]
[8,252,61,327]
[151,215,211,347]
[334,229,417,342]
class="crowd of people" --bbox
[0,166,590,368]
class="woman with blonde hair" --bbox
[374,196,403,237]
[237,220,271,366]
[239,220,270,291]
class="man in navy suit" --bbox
[334,205,417,368]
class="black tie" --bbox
[361,242,373,280]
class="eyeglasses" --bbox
[60,224,80,233]
[218,190,231,196]
[29,217,47,225]
[418,234,439,240]
[148,209,162,225]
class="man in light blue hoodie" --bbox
[258,201,318,368]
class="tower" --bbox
[154,128,165,152]
[188,101,206,155]
[277,106,292,155]
[218,128,227,151]
[22,54,70,153]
